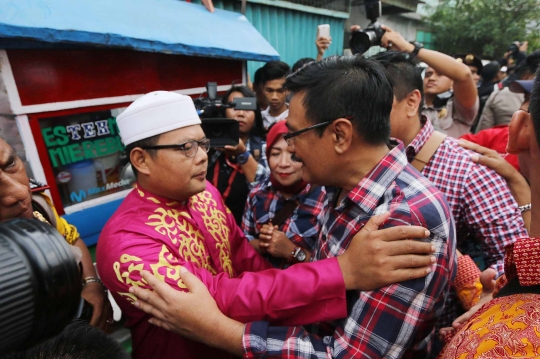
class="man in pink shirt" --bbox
[97,91,435,359]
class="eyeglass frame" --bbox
[139,138,211,158]
[283,116,352,146]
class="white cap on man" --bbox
[117,91,201,146]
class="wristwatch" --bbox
[236,150,251,165]
[410,41,424,58]
[292,246,307,262]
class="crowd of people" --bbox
[1,22,538,359]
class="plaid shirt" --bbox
[246,139,270,185]
[407,119,526,327]
[242,180,327,268]
[408,119,525,275]
[242,141,456,359]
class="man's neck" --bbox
[269,104,287,117]
[137,180,188,204]
[337,143,391,198]
[424,94,434,107]
[401,117,424,148]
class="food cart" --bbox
[0,0,279,245]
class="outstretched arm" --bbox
[380,25,477,110]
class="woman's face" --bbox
[225,91,255,136]
[268,136,304,188]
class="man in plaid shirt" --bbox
[373,30,528,356]
[376,30,526,279]
[131,56,456,358]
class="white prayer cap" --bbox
[117,91,201,146]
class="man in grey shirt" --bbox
[422,54,479,138]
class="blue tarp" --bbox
[0,0,279,61]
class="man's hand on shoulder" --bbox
[130,269,244,355]
[338,212,435,291]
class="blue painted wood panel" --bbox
[193,0,346,77]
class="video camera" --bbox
[193,82,258,148]
[0,219,81,354]
[350,0,386,55]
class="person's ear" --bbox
[406,90,422,118]
[507,110,532,154]
[130,148,152,176]
[332,118,353,154]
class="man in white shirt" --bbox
[258,61,290,129]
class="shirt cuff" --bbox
[242,321,269,359]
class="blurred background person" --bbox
[206,85,269,225]
[455,54,483,87]
[243,121,325,268]
[476,50,539,132]
[259,61,290,130]
[416,39,479,137]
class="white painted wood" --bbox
[9,85,233,115]
[63,188,133,214]
[0,50,22,114]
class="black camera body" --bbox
[507,42,521,59]
[200,119,239,148]
[350,0,386,55]
[193,82,257,148]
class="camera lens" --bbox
[0,219,81,353]
[350,31,372,55]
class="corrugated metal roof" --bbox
[195,0,345,77]
[0,0,279,62]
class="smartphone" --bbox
[317,24,330,39]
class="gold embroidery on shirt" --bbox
[150,245,188,289]
[117,292,138,303]
[146,207,217,274]
[191,191,235,278]
[112,247,189,303]
[112,254,146,287]
[147,197,161,204]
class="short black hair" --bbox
[517,50,540,80]
[260,61,291,85]
[253,67,264,88]
[124,133,161,177]
[369,51,424,108]
[1,321,129,359]
[292,58,316,73]
[530,66,540,147]
[481,61,501,82]
[221,85,264,138]
[285,55,392,145]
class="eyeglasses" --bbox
[140,138,210,158]
[283,117,352,146]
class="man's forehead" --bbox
[265,78,286,89]
[159,124,205,142]
[286,95,307,130]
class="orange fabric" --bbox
[439,294,540,358]
[455,255,483,310]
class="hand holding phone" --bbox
[317,24,330,39]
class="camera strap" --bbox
[212,154,244,201]
[411,131,447,172]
